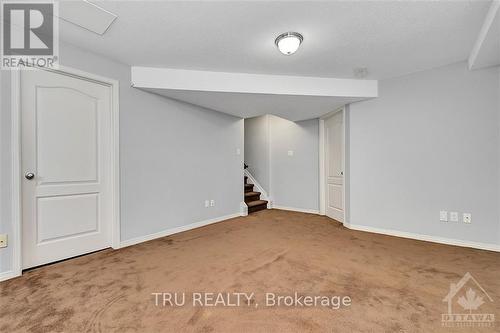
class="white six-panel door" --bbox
[325,111,344,222]
[21,69,112,269]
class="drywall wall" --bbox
[0,42,244,276]
[269,115,319,211]
[0,70,13,275]
[349,61,500,245]
[244,116,270,193]
[244,115,319,211]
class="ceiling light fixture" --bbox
[275,32,303,55]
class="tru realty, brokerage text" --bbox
[152,292,352,310]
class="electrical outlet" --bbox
[463,213,472,224]
[210,200,215,207]
[439,211,448,222]
[449,212,459,222]
[236,148,241,155]
[287,150,294,156]
[205,200,210,208]
[0,234,7,248]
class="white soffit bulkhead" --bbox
[468,0,500,70]
[131,67,378,121]
[58,0,117,35]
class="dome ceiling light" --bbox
[275,32,303,55]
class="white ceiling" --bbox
[59,0,117,35]
[58,0,492,80]
[145,89,364,122]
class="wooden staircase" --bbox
[244,175,268,214]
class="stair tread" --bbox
[244,184,253,188]
[244,191,261,197]
[246,200,268,207]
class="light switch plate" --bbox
[439,211,448,222]
[205,200,210,208]
[449,212,458,222]
[0,234,7,248]
[463,213,472,224]
[210,200,215,207]
[287,150,294,156]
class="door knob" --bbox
[25,172,35,180]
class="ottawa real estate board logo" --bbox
[1,1,58,69]
[442,272,495,328]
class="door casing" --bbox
[9,65,120,278]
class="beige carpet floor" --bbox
[1,209,499,332]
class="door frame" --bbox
[319,106,347,224]
[10,65,120,278]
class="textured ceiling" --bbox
[58,0,491,79]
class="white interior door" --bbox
[325,111,344,222]
[21,69,112,269]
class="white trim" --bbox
[347,223,500,253]
[240,201,248,216]
[272,206,320,215]
[119,213,241,248]
[9,65,120,280]
[0,270,18,282]
[319,107,347,223]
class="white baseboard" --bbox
[272,206,320,215]
[347,223,500,253]
[0,270,20,282]
[240,201,248,216]
[119,212,241,248]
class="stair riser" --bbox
[244,186,253,193]
[245,195,260,203]
[248,203,267,214]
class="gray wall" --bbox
[244,115,319,211]
[0,42,244,275]
[244,115,270,193]
[269,115,319,211]
[0,69,13,272]
[349,61,500,245]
